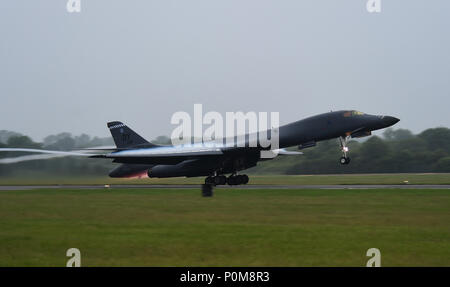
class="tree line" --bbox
[251,127,450,174]
[1,127,450,177]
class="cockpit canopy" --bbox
[343,110,365,117]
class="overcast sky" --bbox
[1,0,449,141]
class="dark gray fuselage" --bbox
[278,110,398,148]
[109,110,399,178]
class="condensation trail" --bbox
[0,148,101,164]
[0,153,68,163]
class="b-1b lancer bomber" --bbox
[0,110,399,196]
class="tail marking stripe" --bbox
[109,124,126,130]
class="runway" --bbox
[1,184,450,190]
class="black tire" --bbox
[227,176,236,185]
[243,174,249,184]
[201,184,213,197]
[340,157,347,165]
[221,176,227,185]
[205,176,213,185]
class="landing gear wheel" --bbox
[227,176,237,185]
[205,176,214,185]
[340,157,350,165]
[339,136,351,165]
[242,174,249,184]
[216,175,227,185]
[206,175,227,185]
[201,184,213,197]
[227,174,249,185]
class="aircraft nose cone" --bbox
[383,116,400,127]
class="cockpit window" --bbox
[343,110,364,117]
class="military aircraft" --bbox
[0,110,399,196]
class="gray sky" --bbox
[1,0,449,141]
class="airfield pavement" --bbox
[1,184,450,190]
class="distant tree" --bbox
[7,136,41,148]
[383,128,414,141]
[0,142,6,159]
[74,134,91,147]
[43,133,72,146]
[360,136,390,160]
[434,156,450,172]
[44,136,76,150]
[0,130,22,144]
[153,135,171,145]
[89,136,114,147]
[419,128,450,153]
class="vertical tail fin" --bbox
[107,121,154,148]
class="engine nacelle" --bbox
[148,159,216,178]
[109,164,153,178]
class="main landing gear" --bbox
[226,174,249,185]
[204,174,249,186]
[339,136,351,165]
[201,184,214,197]
[202,174,250,197]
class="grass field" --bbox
[0,187,449,266]
[1,173,450,185]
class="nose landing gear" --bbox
[340,156,350,165]
[339,136,351,165]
